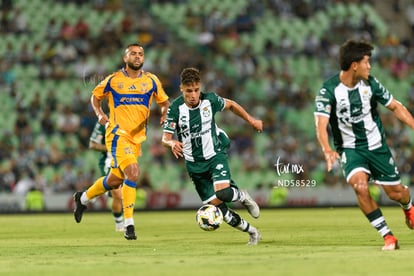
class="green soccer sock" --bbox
[366,208,393,237]
[400,197,412,210]
[113,212,123,224]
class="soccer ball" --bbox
[196,204,223,231]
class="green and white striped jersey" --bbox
[314,74,393,152]
[163,92,227,162]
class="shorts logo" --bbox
[124,146,133,155]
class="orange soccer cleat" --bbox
[382,234,399,251]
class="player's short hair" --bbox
[180,67,201,85]
[124,43,143,56]
[339,39,373,70]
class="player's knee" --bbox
[106,174,123,189]
[123,169,139,182]
[352,181,370,195]
[123,164,139,182]
[216,187,234,202]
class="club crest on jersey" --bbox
[140,83,148,93]
[117,83,124,89]
[202,107,210,117]
[361,89,372,101]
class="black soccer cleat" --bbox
[124,225,137,240]
[73,192,87,223]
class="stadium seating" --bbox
[2,0,414,194]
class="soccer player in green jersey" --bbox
[89,118,124,232]
[314,39,414,251]
[162,67,263,245]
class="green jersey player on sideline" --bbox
[314,39,414,251]
[89,118,124,232]
[162,67,263,245]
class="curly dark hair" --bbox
[180,67,201,85]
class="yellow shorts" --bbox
[106,132,142,179]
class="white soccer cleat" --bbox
[115,223,125,232]
[247,228,262,245]
[241,190,260,219]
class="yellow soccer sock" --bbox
[122,180,137,222]
[86,176,108,200]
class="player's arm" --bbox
[89,140,107,152]
[158,100,170,125]
[224,99,263,132]
[161,132,183,159]
[387,99,414,130]
[91,95,109,125]
[314,114,339,172]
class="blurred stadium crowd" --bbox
[2,0,414,196]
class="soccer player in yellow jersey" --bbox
[73,43,170,240]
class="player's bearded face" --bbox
[127,60,143,71]
[124,46,144,71]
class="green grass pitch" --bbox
[0,207,413,276]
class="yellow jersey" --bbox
[92,68,169,144]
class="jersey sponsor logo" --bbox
[348,113,365,123]
[178,115,189,137]
[315,102,325,111]
[352,107,361,114]
[120,96,144,103]
[315,96,330,102]
[215,163,227,176]
[180,115,188,123]
[166,121,176,129]
[190,128,211,139]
